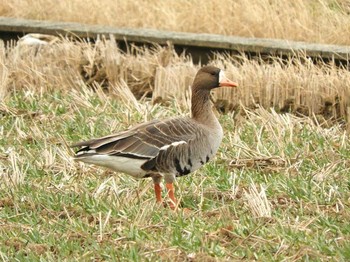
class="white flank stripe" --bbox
[160,140,187,151]
[76,149,96,155]
[75,155,147,178]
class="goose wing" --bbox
[72,118,197,161]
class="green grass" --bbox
[1,87,349,261]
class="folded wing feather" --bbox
[73,118,197,162]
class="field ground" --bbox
[1,0,350,45]
[0,39,350,261]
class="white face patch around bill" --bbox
[219,70,226,83]
[160,140,187,151]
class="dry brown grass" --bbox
[1,0,350,45]
[1,39,350,260]
[214,55,350,125]
[2,38,349,125]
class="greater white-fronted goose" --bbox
[72,66,238,209]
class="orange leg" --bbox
[166,183,177,210]
[154,183,162,203]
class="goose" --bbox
[71,66,238,209]
[18,33,59,46]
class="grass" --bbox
[1,0,350,45]
[0,40,350,261]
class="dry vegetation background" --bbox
[2,39,350,125]
[0,0,350,260]
[1,0,350,45]
[0,36,349,261]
